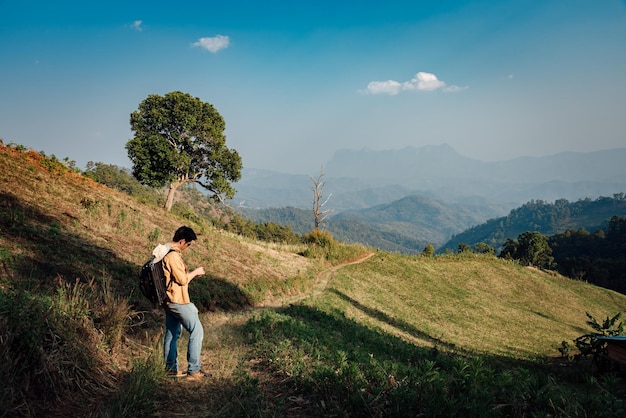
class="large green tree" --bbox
[500,231,554,269]
[126,91,242,211]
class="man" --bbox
[162,226,207,379]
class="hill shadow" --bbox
[261,303,435,367]
[255,302,542,374]
[193,274,252,312]
[0,191,136,290]
[328,288,462,353]
[0,191,251,313]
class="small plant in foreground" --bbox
[563,311,625,372]
[99,354,162,418]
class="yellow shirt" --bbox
[163,249,192,304]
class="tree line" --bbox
[442,195,626,253]
[549,215,626,293]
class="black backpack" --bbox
[139,250,174,307]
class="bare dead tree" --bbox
[311,167,334,230]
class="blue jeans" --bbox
[164,303,204,374]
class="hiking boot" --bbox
[167,370,187,378]
[186,370,208,380]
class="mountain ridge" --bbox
[231,144,626,211]
[233,144,626,254]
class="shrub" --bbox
[255,221,300,244]
[474,242,495,255]
[422,244,435,257]
[302,229,334,247]
[301,229,336,260]
[84,162,163,206]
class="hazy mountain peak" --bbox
[325,143,477,179]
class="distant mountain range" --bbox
[231,144,626,212]
[232,145,626,252]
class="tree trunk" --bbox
[164,184,178,211]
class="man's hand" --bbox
[190,267,205,280]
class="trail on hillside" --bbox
[260,251,376,308]
[155,252,377,417]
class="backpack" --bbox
[139,249,174,307]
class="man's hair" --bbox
[173,226,197,243]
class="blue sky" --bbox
[1,0,625,174]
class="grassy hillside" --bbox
[1,142,626,417]
[316,253,624,357]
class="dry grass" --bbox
[0,144,321,416]
[0,144,319,299]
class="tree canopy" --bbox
[500,231,554,269]
[126,91,242,210]
[549,216,626,293]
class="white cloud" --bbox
[131,20,143,31]
[364,80,402,95]
[402,72,445,91]
[363,71,466,95]
[192,35,230,53]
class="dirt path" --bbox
[156,252,377,416]
[261,251,376,308]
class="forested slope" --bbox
[442,196,626,252]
